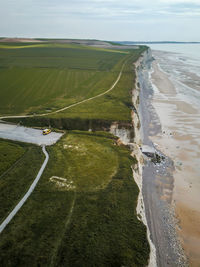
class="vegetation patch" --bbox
[0,131,149,266]
[46,132,119,192]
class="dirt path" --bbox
[0,146,49,234]
[0,61,126,120]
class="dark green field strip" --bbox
[0,140,25,176]
[0,141,44,223]
[0,131,149,266]
[0,46,126,70]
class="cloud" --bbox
[2,0,199,20]
[0,0,199,40]
[48,0,200,19]
[160,0,200,3]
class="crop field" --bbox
[0,131,149,266]
[0,43,129,116]
[49,49,144,122]
[0,140,44,223]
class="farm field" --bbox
[0,140,44,223]
[0,43,128,116]
[0,43,147,124]
[49,49,143,121]
[0,131,149,266]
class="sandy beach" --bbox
[138,49,186,267]
[150,50,200,266]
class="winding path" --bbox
[0,61,126,120]
[0,146,49,234]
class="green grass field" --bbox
[0,43,147,124]
[0,140,44,223]
[0,43,128,116]
[49,49,142,121]
[0,131,149,266]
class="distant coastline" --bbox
[116,41,200,45]
[1,37,200,45]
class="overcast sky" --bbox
[0,0,200,41]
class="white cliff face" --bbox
[110,123,132,145]
[141,48,153,70]
[132,75,141,145]
[134,49,157,267]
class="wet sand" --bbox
[151,61,176,95]
[150,52,200,266]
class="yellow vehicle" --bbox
[43,129,51,135]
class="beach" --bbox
[146,47,200,266]
[138,50,185,267]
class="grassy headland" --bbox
[0,131,149,266]
[0,41,150,266]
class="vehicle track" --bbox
[50,192,76,266]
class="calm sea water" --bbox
[148,44,200,110]
[148,43,200,61]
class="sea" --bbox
[147,43,200,265]
[149,44,200,108]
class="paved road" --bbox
[0,61,126,120]
[0,146,49,234]
[0,123,63,146]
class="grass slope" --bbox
[0,131,149,266]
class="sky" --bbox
[0,0,200,41]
